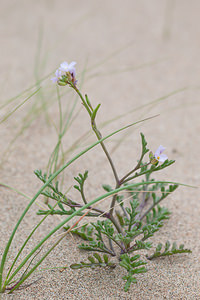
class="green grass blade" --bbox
[0,88,40,124]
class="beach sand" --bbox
[0,0,199,299]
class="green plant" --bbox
[0,61,192,294]
[35,62,192,291]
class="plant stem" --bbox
[91,119,119,184]
[122,163,151,185]
[139,194,167,221]
[108,238,116,255]
[109,146,150,217]
[54,197,109,216]
[121,162,150,185]
[109,162,151,216]
[69,82,123,233]
[71,83,120,185]
[80,183,87,205]
[108,214,123,234]
[43,186,108,216]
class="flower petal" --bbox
[154,145,165,157]
[59,61,69,71]
[158,154,168,163]
[59,61,76,73]
[69,61,76,68]
[51,77,58,83]
[55,69,61,77]
[51,69,62,83]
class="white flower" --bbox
[154,145,168,163]
[51,69,62,83]
[59,61,76,76]
[51,61,77,85]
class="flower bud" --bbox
[149,151,159,165]
[58,80,67,86]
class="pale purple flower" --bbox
[59,61,76,76]
[51,69,62,83]
[154,145,168,163]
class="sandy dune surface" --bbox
[0,1,200,299]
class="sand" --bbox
[0,0,200,299]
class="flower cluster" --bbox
[150,145,168,165]
[51,61,77,86]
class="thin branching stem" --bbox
[108,238,116,256]
[79,183,87,205]
[139,193,168,222]
[109,139,150,216]
[71,83,120,185]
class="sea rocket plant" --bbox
[0,60,191,294]
[43,61,191,292]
